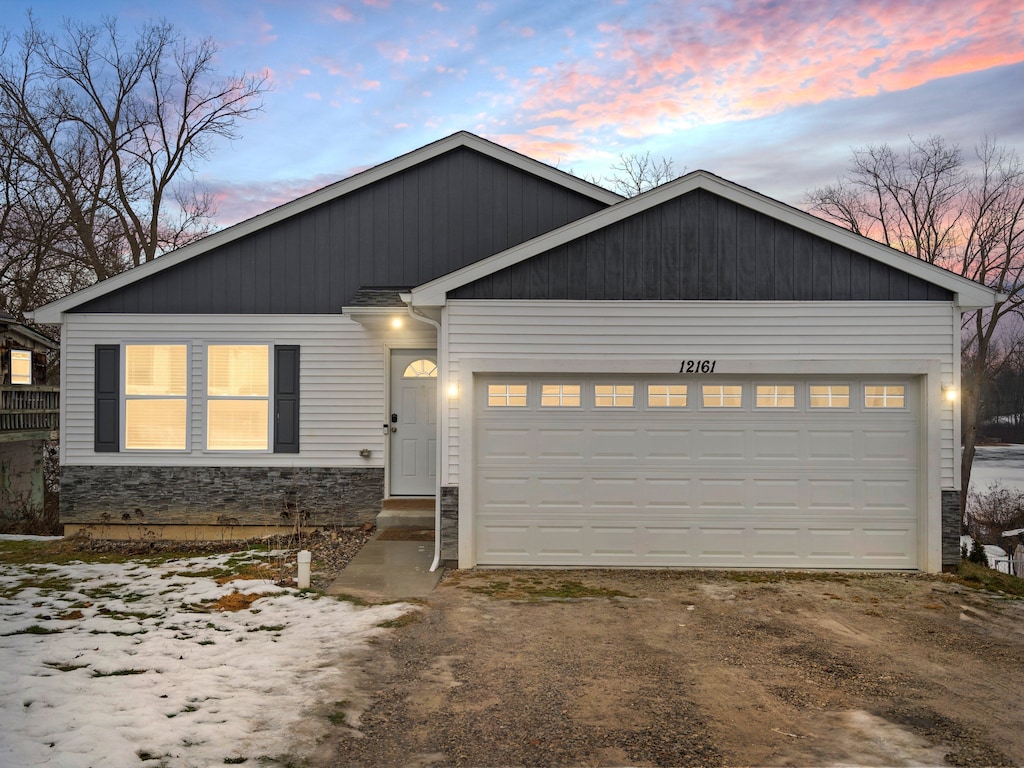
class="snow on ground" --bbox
[0,549,412,767]
[970,444,1024,492]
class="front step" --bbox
[376,497,435,530]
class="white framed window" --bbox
[865,384,905,409]
[702,384,742,408]
[124,344,188,450]
[403,358,437,378]
[10,349,31,385]
[755,385,795,408]
[595,384,634,407]
[810,384,850,408]
[541,384,581,407]
[206,345,270,451]
[488,383,527,407]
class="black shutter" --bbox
[94,345,120,452]
[274,345,300,453]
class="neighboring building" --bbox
[0,313,59,527]
[32,132,997,571]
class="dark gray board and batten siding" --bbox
[450,189,954,302]
[73,147,610,314]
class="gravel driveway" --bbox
[306,568,1024,767]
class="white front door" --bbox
[389,349,438,496]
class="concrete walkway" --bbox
[324,535,443,602]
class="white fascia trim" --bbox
[411,171,998,311]
[31,132,621,324]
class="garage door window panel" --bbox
[488,383,527,407]
[756,385,795,408]
[702,384,743,408]
[648,384,688,408]
[810,385,850,408]
[595,384,634,407]
[541,384,581,407]
[864,385,906,409]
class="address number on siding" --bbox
[679,360,717,373]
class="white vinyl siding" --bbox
[61,314,434,467]
[444,300,958,489]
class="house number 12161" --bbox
[679,360,717,373]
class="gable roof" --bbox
[409,170,998,311]
[31,132,622,323]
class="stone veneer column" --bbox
[941,489,962,569]
[440,486,459,561]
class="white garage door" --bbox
[474,375,920,569]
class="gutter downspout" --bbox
[403,297,444,573]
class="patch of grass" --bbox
[326,700,352,726]
[954,561,1024,597]
[90,668,148,678]
[44,661,89,672]
[248,624,287,632]
[4,624,62,636]
[136,749,163,761]
[726,571,851,584]
[462,576,634,600]
[376,612,420,629]
[223,758,248,765]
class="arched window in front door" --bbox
[403,359,437,378]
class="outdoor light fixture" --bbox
[391,317,403,329]
[943,385,959,402]
[447,382,459,398]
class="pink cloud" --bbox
[304,92,322,100]
[506,0,1024,146]
[376,41,430,64]
[328,5,354,22]
[433,2,449,10]
[363,0,391,7]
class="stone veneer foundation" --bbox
[61,465,384,538]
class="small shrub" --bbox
[968,538,989,567]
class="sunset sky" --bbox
[9,0,1024,227]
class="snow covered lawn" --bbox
[0,545,412,767]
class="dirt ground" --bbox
[309,569,1024,768]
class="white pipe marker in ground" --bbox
[297,550,311,589]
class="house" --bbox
[0,313,59,527]
[31,132,997,572]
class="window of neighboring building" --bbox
[207,344,270,450]
[648,384,688,407]
[702,384,742,408]
[755,385,795,408]
[864,384,905,409]
[810,385,850,408]
[595,384,634,407]
[124,344,188,450]
[488,383,527,407]
[541,384,581,407]
[10,349,31,385]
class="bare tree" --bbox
[605,151,681,196]
[0,12,268,312]
[807,136,1024,515]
